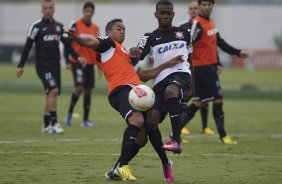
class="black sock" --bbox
[83,94,91,121]
[113,144,141,169]
[43,114,50,128]
[180,103,199,129]
[148,128,168,165]
[200,103,209,129]
[213,103,226,138]
[119,125,140,166]
[167,97,182,143]
[68,92,79,114]
[50,111,57,126]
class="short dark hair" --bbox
[105,19,123,31]
[156,0,173,11]
[198,0,215,5]
[83,2,95,10]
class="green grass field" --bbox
[0,64,282,184]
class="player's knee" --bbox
[75,86,83,95]
[193,101,202,108]
[214,98,223,104]
[49,87,59,96]
[84,88,91,95]
[128,112,144,128]
[164,84,179,100]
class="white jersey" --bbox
[137,26,192,86]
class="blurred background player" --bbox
[64,1,99,127]
[179,0,218,141]
[179,1,215,136]
[16,0,85,133]
[180,0,249,144]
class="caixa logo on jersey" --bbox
[158,42,185,54]
[43,34,61,41]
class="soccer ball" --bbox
[128,84,155,111]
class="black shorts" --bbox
[152,72,192,122]
[108,85,140,121]
[193,65,223,102]
[71,63,95,89]
[36,67,61,94]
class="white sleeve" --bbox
[27,23,39,40]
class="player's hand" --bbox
[66,63,72,70]
[129,47,141,65]
[217,65,223,74]
[129,47,141,58]
[165,55,184,68]
[239,50,250,58]
[16,67,24,78]
[64,29,78,40]
[77,57,86,67]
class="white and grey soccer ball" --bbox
[128,84,155,111]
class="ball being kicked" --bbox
[128,84,155,111]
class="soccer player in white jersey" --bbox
[130,2,192,178]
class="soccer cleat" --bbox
[220,136,237,145]
[51,123,64,134]
[105,169,120,180]
[180,135,189,144]
[169,133,188,144]
[64,112,72,126]
[80,120,95,127]
[41,125,53,133]
[202,127,215,135]
[181,127,190,135]
[161,139,182,154]
[117,165,136,181]
[163,159,174,182]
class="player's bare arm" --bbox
[137,55,184,82]
[66,29,100,50]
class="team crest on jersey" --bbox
[175,31,184,39]
[56,26,61,33]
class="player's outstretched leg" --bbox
[213,102,237,144]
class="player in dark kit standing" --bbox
[132,0,192,158]
[179,1,216,136]
[64,2,100,127]
[180,0,249,144]
[179,1,199,33]
[16,0,85,133]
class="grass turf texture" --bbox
[0,63,282,184]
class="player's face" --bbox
[199,1,213,18]
[155,4,174,29]
[83,7,94,23]
[108,22,125,44]
[41,2,55,21]
[188,2,199,19]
